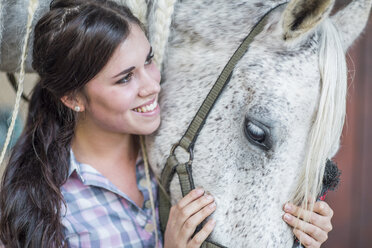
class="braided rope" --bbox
[149,0,177,69]
[140,135,159,248]
[123,0,148,25]
[0,0,39,167]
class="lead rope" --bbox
[0,0,39,167]
[140,135,159,248]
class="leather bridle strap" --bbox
[177,2,285,153]
[158,3,286,248]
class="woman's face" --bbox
[80,25,161,135]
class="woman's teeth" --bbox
[133,101,158,113]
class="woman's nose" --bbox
[138,68,161,97]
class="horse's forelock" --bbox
[291,18,347,215]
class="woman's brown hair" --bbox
[0,0,141,246]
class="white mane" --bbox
[291,19,347,213]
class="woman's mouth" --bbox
[132,99,158,113]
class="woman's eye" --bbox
[145,53,154,65]
[244,119,272,150]
[116,72,133,84]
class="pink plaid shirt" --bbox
[61,151,163,247]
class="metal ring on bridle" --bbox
[170,142,194,164]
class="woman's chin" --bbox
[136,119,161,136]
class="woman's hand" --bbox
[164,188,216,248]
[283,201,333,248]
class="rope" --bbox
[125,0,148,26]
[149,0,177,69]
[0,0,39,167]
[140,135,159,248]
[154,171,171,203]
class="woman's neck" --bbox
[71,117,139,172]
[72,115,144,206]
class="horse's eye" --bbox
[246,122,265,142]
[244,118,272,150]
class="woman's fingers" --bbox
[166,188,216,245]
[169,188,205,227]
[165,188,217,248]
[177,188,205,209]
[293,228,321,248]
[283,202,332,232]
[188,219,216,248]
[283,201,334,246]
[171,190,215,228]
[313,201,334,219]
[180,201,217,241]
[283,213,328,243]
[181,194,215,219]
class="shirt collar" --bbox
[68,149,144,183]
[68,149,85,183]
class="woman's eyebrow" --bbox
[112,47,152,78]
[113,66,135,78]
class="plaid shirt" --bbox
[61,151,163,248]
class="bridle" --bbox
[158,3,287,248]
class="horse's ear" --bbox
[281,0,335,41]
[331,0,372,51]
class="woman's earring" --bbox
[74,106,81,112]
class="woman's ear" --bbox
[60,94,85,112]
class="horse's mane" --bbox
[291,18,347,213]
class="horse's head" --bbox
[147,0,371,246]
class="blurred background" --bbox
[327,0,372,247]
[0,0,370,247]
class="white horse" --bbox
[146,0,371,246]
[0,0,371,247]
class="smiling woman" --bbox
[64,25,161,137]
